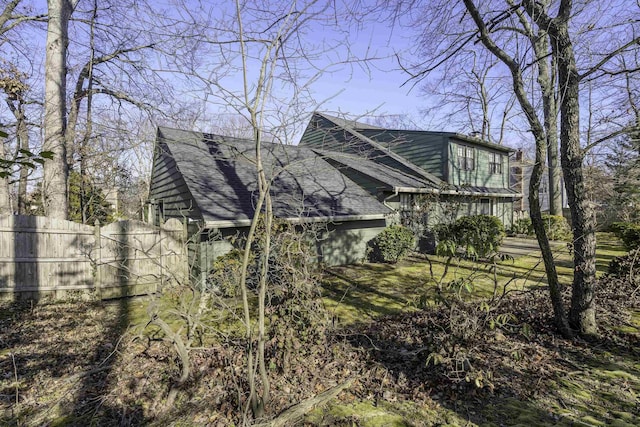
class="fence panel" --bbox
[0,215,186,300]
[0,216,95,297]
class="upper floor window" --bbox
[457,145,475,170]
[489,152,502,174]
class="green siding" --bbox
[323,159,386,197]
[450,140,510,188]
[318,219,389,265]
[359,130,447,180]
[192,218,391,270]
[300,120,433,182]
[299,115,369,153]
[149,143,203,222]
[397,194,514,229]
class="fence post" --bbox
[94,219,101,298]
[159,219,164,291]
[182,218,189,284]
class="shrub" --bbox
[610,222,640,250]
[436,215,505,259]
[209,248,256,297]
[607,248,640,278]
[541,214,572,241]
[369,225,415,263]
[512,217,533,235]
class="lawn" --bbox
[322,233,627,325]
[313,232,640,426]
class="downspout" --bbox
[383,188,399,211]
[383,188,400,225]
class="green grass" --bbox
[314,233,640,427]
[322,233,627,326]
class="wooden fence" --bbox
[0,215,187,300]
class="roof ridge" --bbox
[312,149,438,189]
[317,113,443,186]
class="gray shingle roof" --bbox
[317,112,513,153]
[312,113,445,186]
[313,149,439,190]
[157,127,392,225]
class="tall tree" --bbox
[0,1,46,214]
[42,0,76,219]
[398,0,640,336]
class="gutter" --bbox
[393,186,522,199]
[382,187,399,210]
[203,212,390,229]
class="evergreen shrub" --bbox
[369,225,415,263]
[436,215,505,259]
[611,222,640,250]
[541,214,572,241]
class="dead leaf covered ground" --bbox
[0,237,639,426]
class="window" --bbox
[457,145,475,170]
[480,198,491,215]
[489,152,502,174]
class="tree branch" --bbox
[580,36,640,80]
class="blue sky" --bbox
[304,20,424,119]
[187,1,440,140]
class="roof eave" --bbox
[450,134,515,153]
[204,212,391,229]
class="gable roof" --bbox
[306,112,445,186]
[314,149,440,191]
[318,112,513,153]
[300,112,520,199]
[156,127,392,228]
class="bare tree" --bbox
[394,0,640,336]
[42,0,77,219]
[163,0,359,421]
[0,1,47,214]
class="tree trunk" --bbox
[42,0,72,219]
[0,137,12,214]
[529,137,573,338]
[540,38,563,216]
[462,0,573,338]
[553,23,598,336]
[7,98,30,214]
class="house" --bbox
[298,112,520,229]
[148,113,521,271]
[148,127,398,268]
[510,150,568,218]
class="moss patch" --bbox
[306,399,469,427]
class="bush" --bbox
[512,217,533,235]
[541,214,572,241]
[611,222,640,250]
[209,248,256,297]
[607,248,640,278]
[369,225,415,263]
[436,215,505,259]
